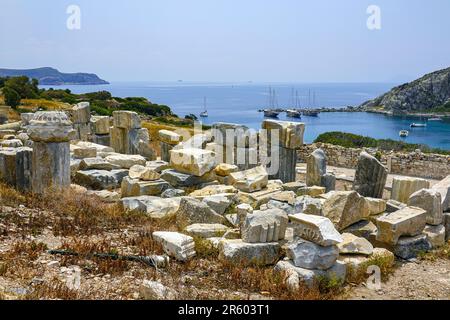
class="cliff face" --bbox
[0,67,109,85]
[360,67,450,114]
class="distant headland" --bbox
[0,67,109,85]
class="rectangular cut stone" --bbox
[366,197,387,216]
[376,206,427,245]
[169,148,216,177]
[219,239,281,266]
[242,208,288,243]
[230,166,268,192]
[92,134,110,147]
[72,102,90,123]
[90,116,110,135]
[110,127,127,154]
[237,180,284,209]
[269,146,297,183]
[32,142,71,194]
[431,175,450,212]
[0,149,17,186]
[73,123,91,141]
[391,177,431,203]
[289,213,343,246]
[153,231,196,261]
[262,120,305,149]
[113,111,141,129]
[408,188,443,225]
[121,176,169,197]
[158,130,182,145]
[15,147,32,192]
[160,141,173,162]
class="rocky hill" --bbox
[360,67,450,114]
[0,67,109,85]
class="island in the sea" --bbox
[0,67,109,85]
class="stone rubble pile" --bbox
[0,110,448,291]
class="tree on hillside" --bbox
[3,87,21,109]
[4,76,39,99]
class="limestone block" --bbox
[1,139,23,148]
[73,146,97,159]
[161,188,186,198]
[337,233,374,255]
[353,152,388,198]
[408,188,443,225]
[74,141,114,153]
[261,120,305,149]
[78,157,117,171]
[73,123,91,141]
[121,196,181,219]
[366,197,387,216]
[75,169,128,190]
[152,231,195,261]
[146,160,170,173]
[391,177,430,203]
[110,127,127,154]
[230,166,268,193]
[376,206,427,245]
[129,165,160,181]
[282,181,307,193]
[121,176,169,197]
[0,149,17,186]
[175,197,227,229]
[184,224,230,238]
[105,154,146,169]
[219,239,281,266]
[32,142,71,194]
[15,147,32,192]
[90,116,110,135]
[27,111,75,143]
[158,130,182,145]
[72,102,90,123]
[169,148,216,177]
[189,184,237,197]
[241,208,289,243]
[306,148,326,187]
[87,190,120,203]
[431,175,450,212]
[394,234,432,259]
[160,169,216,188]
[297,186,326,197]
[287,239,339,270]
[423,224,446,248]
[341,220,377,241]
[289,213,343,246]
[202,195,232,215]
[92,134,110,147]
[112,111,141,129]
[322,191,370,231]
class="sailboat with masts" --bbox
[263,87,280,118]
[200,97,208,118]
[303,90,319,117]
[286,89,302,118]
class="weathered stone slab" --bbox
[129,165,160,181]
[445,213,450,241]
[376,206,427,245]
[158,130,182,145]
[90,116,110,135]
[261,120,305,149]
[184,224,230,238]
[153,231,195,261]
[121,176,169,197]
[242,208,288,243]
[322,191,370,231]
[72,102,90,123]
[306,149,326,187]
[391,177,430,203]
[431,175,450,212]
[282,181,307,193]
[78,157,117,171]
[73,146,97,159]
[286,239,339,270]
[169,148,216,177]
[146,160,170,173]
[160,169,215,188]
[366,197,387,216]
[353,152,388,198]
[87,190,120,203]
[75,169,128,190]
[289,213,343,246]
[215,163,239,177]
[105,154,146,169]
[121,196,181,218]
[74,141,114,153]
[297,186,326,197]
[386,199,407,212]
[15,147,32,192]
[423,224,446,248]
[394,234,432,259]
[0,149,17,186]
[341,220,377,241]
[113,111,141,129]
[190,184,237,197]
[202,195,232,215]
[1,139,23,148]
[230,166,268,193]
[337,233,374,255]
[161,188,186,198]
[219,239,281,266]
[274,260,346,289]
[408,188,443,225]
[175,197,227,229]
[237,180,284,209]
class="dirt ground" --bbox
[346,259,450,300]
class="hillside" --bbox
[360,67,450,114]
[0,67,109,85]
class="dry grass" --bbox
[418,241,450,261]
[346,254,396,284]
[19,99,71,111]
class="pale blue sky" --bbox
[1,0,449,82]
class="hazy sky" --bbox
[1,0,449,82]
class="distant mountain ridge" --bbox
[0,67,109,85]
[360,67,450,114]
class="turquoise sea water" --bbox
[40,82,450,150]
